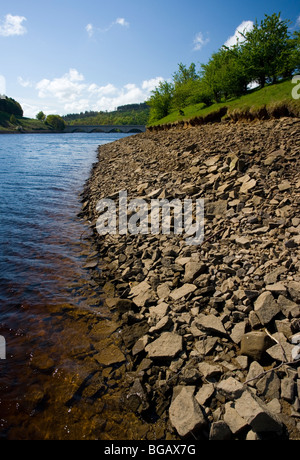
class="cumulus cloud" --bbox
[21,69,163,117]
[0,14,27,37]
[224,20,254,48]
[193,32,210,51]
[0,75,6,94]
[297,15,300,27]
[36,69,85,101]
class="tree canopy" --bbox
[147,12,300,123]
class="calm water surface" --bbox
[0,133,142,440]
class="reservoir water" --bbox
[0,133,142,439]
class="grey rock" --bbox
[216,377,244,400]
[170,283,197,301]
[235,390,283,433]
[169,386,206,437]
[196,314,227,337]
[224,403,248,435]
[254,291,281,325]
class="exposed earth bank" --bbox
[80,117,300,440]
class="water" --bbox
[0,132,142,440]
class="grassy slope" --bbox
[149,79,300,126]
[0,113,52,133]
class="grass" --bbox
[0,113,53,133]
[148,79,300,127]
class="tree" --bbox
[9,114,17,125]
[147,81,174,123]
[240,13,293,87]
[45,115,65,131]
[36,111,46,121]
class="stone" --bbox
[94,343,126,367]
[240,179,257,194]
[195,314,227,336]
[240,331,274,361]
[195,384,215,406]
[278,295,299,318]
[235,390,283,433]
[183,261,207,283]
[170,283,197,301]
[224,403,248,435]
[209,421,232,440]
[198,362,223,379]
[281,377,295,402]
[206,200,228,217]
[149,315,173,334]
[236,236,251,248]
[266,342,294,362]
[169,386,206,437]
[230,321,247,344]
[148,302,169,322]
[216,377,244,400]
[254,291,281,325]
[156,282,171,299]
[145,332,183,359]
[246,361,264,386]
[288,281,300,303]
[266,283,287,295]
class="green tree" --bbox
[147,81,174,123]
[240,13,293,87]
[36,111,46,121]
[9,114,17,125]
[45,115,65,131]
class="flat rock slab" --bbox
[169,386,206,437]
[145,332,183,359]
[170,284,197,301]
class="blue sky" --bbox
[0,0,299,117]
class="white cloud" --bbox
[86,17,129,36]
[115,18,129,28]
[21,68,162,117]
[0,75,6,94]
[18,76,33,88]
[297,15,300,27]
[224,20,254,48]
[142,77,164,91]
[193,32,210,51]
[36,69,86,101]
[0,14,27,37]
[85,23,94,38]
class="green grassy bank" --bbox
[148,79,300,127]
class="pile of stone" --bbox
[81,117,300,440]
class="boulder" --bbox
[169,386,206,437]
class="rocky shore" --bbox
[80,117,300,440]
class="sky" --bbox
[0,0,299,118]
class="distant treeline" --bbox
[62,102,150,125]
[0,96,23,117]
[147,13,300,123]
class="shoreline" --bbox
[80,117,300,440]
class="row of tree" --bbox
[61,103,150,125]
[147,13,300,123]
